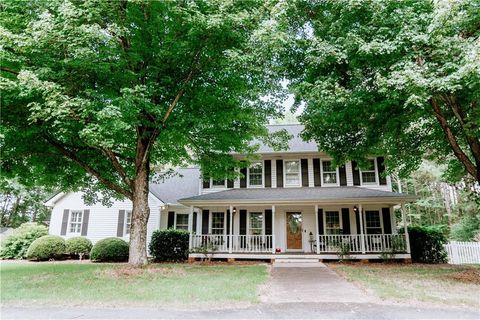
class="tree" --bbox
[0,0,284,265]
[281,0,480,182]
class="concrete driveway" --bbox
[261,263,374,303]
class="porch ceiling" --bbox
[178,186,417,206]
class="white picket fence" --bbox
[445,241,480,265]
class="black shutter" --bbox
[352,161,361,186]
[60,209,69,236]
[239,210,247,235]
[265,209,272,235]
[377,157,387,185]
[192,212,197,233]
[276,160,283,187]
[264,160,272,188]
[167,211,175,229]
[81,209,90,236]
[202,210,209,234]
[301,159,309,187]
[341,208,350,234]
[117,210,125,237]
[227,168,234,188]
[317,208,324,235]
[313,158,321,187]
[240,167,247,188]
[382,208,392,234]
[202,174,210,189]
[339,165,347,186]
[356,211,361,234]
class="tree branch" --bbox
[102,148,133,189]
[1,66,19,75]
[430,98,478,180]
[44,136,133,199]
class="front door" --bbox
[286,212,303,250]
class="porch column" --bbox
[401,203,411,253]
[271,205,276,254]
[229,205,233,253]
[315,204,320,254]
[358,204,366,254]
[188,205,194,250]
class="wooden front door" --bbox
[286,212,303,250]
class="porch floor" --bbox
[188,252,411,260]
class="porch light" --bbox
[232,207,237,215]
[353,206,358,214]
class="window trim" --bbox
[323,210,343,235]
[247,161,264,188]
[69,210,83,234]
[210,178,227,188]
[320,159,340,186]
[283,159,302,187]
[360,159,379,185]
[174,213,189,231]
[209,211,226,235]
[363,210,384,234]
[247,211,264,235]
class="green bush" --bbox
[65,237,92,259]
[407,225,448,263]
[90,238,129,262]
[149,229,189,262]
[26,235,66,261]
[0,223,48,259]
[450,214,480,241]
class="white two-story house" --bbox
[47,124,416,260]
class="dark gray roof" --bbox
[179,187,416,204]
[256,124,318,153]
[150,167,200,204]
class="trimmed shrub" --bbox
[65,237,93,259]
[407,225,448,263]
[26,235,66,261]
[0,223,48,259]
[90,238,129,262]
[149,229,189,262]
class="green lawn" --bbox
[330,263,480,309]
[0,262,268,308]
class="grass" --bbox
[330,263,480,309]
[0,262,268,308]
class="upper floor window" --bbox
[365,210,382,234]
[175,213,189,231]
[249,212,263,235]
[211,212,225,234]
[69,210,83,233]
[125,211,132,235]
[248,162,263,187]
[361,160,377,184]
[211,179,226,188]
[285,160,301,186]
[322,161,338,185]
[325,211,341,235]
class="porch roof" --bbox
[178,187,417,206]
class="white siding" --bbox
[49,192,161,249]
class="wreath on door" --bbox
[288,215,300,234]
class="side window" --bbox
[125,211,132,235]
[69,210,83,234]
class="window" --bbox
[212,179,226,187]
[249,212,263,235]
[69,210,83,233]
[211,212,225,234]
[322,161,338,184]
[325,211,341,235]
[248,162,263,187]
[176,213,189,230]
[125,211,132,235]
[285,160,301,186]
[361,160,377,184]
[365,210,382,234]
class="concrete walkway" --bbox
[261,263,374,303]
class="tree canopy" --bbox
[281,0,480,182]
[0,0,284,265]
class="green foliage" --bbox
[0,222,48,259]
[407,225,448,263]
[280,0,480,182]
[149,229,189,262]
[65,237,93,259]
[26,235,66,261]
[336,242,352,261]
[450,214,480,241]
[90,238,129,262]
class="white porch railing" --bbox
[190,234,273,253]
[318,234,407,253]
